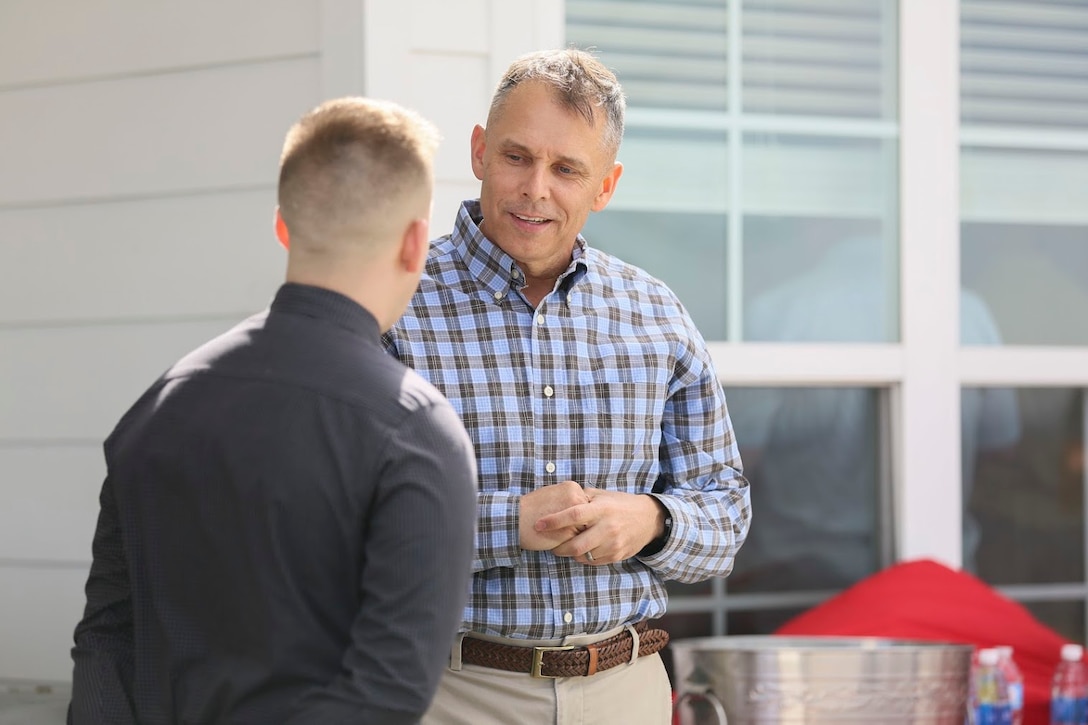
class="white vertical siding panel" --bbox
[411,54,494,184]
[360,0,414,103]
[320,0,366,99]
[411,0,490,53]
[433,180,487,232]
[490,0,566,83]
[358,0,566,218]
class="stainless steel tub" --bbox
[671,635,973,724]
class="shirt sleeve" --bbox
[637,331,752,584]
[472,491,524,572]
[69,474,138,725]
[286,399,478,724]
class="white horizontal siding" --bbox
[0,0,320,89]
[1,190,283,325]
[0,0,564,686]
[0,566,89,681]
[0,58,321,207]
[1,319,245,442]
[0,446,102,564]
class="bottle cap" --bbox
[978,648,999,666]
[1061,643,1084,662]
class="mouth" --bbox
[511,212,551,226]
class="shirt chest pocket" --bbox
[569,344,671,465]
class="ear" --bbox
[274,207,290,250]
[399,217,430,274]
[591,162,623,212]
[470,124,487,182]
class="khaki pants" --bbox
[422,628,673,725]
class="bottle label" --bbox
[975,703,1013,725]
[1050,695,1087,724]
[1007,682,1023,710]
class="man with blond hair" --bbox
[69,97,478,725]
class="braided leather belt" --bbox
[459,621,670,679]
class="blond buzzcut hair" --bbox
[278,97,440,254]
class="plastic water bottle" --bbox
[1051,643,1088,725]
[995,646,1024,725]
[970,648,1012,724]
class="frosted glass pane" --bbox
[962,222,1088,346]
[965,387,1084,608]
[742,134,899,343]
[962,147,1088,226]
[584,125,730,340]
[959,1,1088,348]
[582,211,729,341]
[726,385,883,631]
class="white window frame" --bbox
[711,1,1088,608]
[709,0,967,570]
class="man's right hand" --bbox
[519,481,590,551]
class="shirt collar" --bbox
[451,200,589,302]
[270,282,380,339]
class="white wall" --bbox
[0,0,559,682]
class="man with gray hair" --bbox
[69,97,478,725]
[384,48,751,724]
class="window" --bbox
[571,0,899,343]
[566,0,1088,646]
[965,387,1086,643]
[567,0,900,637]
[959,0,1088,644]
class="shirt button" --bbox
[545,462,556,474]
[567,294,573,304]
[493,290,504,300]
[536,314,545,326]
[563,612,573,624]
[543,385,554,397]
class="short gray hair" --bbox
[488,48,626,157]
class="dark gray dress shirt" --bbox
[69,283,478,725]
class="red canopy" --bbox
[775,559,1074,725]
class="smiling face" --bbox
[470,81,623,284]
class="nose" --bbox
[521,163,548,201]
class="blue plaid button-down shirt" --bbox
[383,200,751,640]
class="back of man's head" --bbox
[277,97,440,261]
